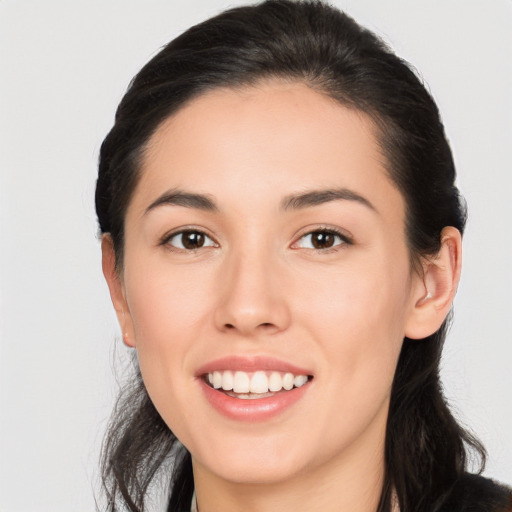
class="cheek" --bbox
[298,257,410,338]
[122,259,215,405]
[294,262,409,447]
[295,253,411,391]
[125,256,213,342]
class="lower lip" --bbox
[199,379,310,421]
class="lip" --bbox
[196,356,313,422]
[195,355,312,376]
[199,378,311,421]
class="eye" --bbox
[295,229,349,250]
[165,230,217,250]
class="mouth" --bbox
[197,356,314,420]
[203,370,312,400]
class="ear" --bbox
[101,234,136,347]
[405,226,462,340]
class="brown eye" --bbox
[311,232,335,249]
[296,230,347,250]
[167,230,216,250]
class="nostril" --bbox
[222,321,276,332]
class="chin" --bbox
[202,455,306,485]
[190,431,313,485]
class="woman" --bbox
[95,1,511,511]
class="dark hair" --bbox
[96,1,485,511]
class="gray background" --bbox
[1,1,511,510]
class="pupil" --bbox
[183,231,204,249]
[312,232,334,249]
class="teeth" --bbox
[233,371,250,393]
[207,370,309,394]
[250,371,268,394]
[294,375,308,387]
[268,371,282,392]
[221,371,234,391]
[282,373,294,390]
[212,371,222,389]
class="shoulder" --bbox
[439,473,512,512]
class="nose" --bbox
[214,247,291,337]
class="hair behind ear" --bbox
[385,326,486,512]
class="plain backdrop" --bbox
[0,1,511,511]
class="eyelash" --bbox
[159,227,353,253]
[160,228,218,251]
[292,227,353,252]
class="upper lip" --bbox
[195,356,313,377]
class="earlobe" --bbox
[101,235,136,348]
[405,226,462,340]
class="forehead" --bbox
[130,81,404,222]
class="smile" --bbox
[206,370,310,399]
[197,357,314,421]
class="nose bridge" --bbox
[214,239,290,335]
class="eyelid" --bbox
[291,225,354,250]
[159,226,219,250]
[158,224,352,252]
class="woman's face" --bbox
[113,82,426,485]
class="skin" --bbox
[103,82,462,512]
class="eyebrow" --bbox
[144,187,376,215]
[281,188,377,213]
[145,189,219,214]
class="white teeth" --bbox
[207,370,309,394]
[212,371,222,389]
[233,371,250,393]
[282,372,294,390]
[221,371,233,391]
[249,371,268,394]
[294,375,308,387]
[268,371,283,392]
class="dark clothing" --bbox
[439,473,512,512]
[175,473,512,511]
